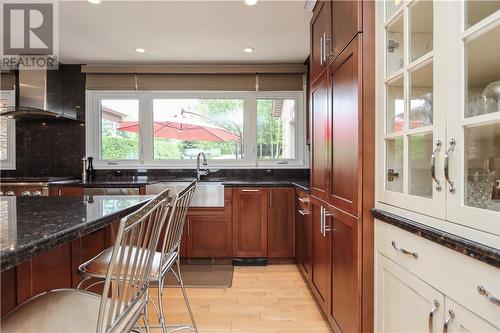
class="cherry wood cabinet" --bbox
[327,35,361,217]
[296,190,312,280]
[49,186,83,196]
[310,196,332,312]
[329,207,361,333]
[268,188,295,258]
[232,188,269,257]
[310,1,332,82]
[310,71,330,201]
[331,0,362,58]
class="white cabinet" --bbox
[377,255,444,332]
[444,297,499,333]
[377,0,500,237]
[376,221,500,333]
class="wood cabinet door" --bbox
[232,188,268,257]
[268,188,295,258]
[52,186,83,196]
[186,212,231,258]
[296,190,313,279]
[376,255,445,333]
[310,1,332,82]
[311,197,331,311]
[329,207,361,333]
[310,71,330,201]
[327,36,361,216]
[331,0,362,58]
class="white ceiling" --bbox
[59,0,312,64]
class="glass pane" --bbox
[386,0,404,19]
[464,123,500,212]
[386,137,404,193]
[465,24,500,118]
[410,0,433,62]
[409,62,433,129]
[409,133,433,198]
[257,99,296,160]
[153,99,244,160]
[101,99,140,160]
[465,0,500,29]
[386,14,405,76]
[386,75,405,133]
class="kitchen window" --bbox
[86,91,306,168]
[0,90,16,170]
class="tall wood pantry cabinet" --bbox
[305,0,375,332]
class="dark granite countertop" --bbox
[49,177,310,192]
[372,208,500,268]
[0,195,153,272]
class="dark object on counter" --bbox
[86,157,96,181]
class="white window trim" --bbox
[1,90,16,170]
[86,90,308,169]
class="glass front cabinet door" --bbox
[378,1,500,236]
[446,1,500,235]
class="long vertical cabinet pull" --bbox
[320,36,324,65]
[444,139,456,193]
[428,300,439,333]
[431,140,442,191]
[443,310,455,333]
[320,206,325,235]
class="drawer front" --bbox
[376,220,500,327]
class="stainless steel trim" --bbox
[478,285,500,307]
[431,140,442,191]
[444,138,456,193]
[443,310,455,333]
[391,240,418,259]
[429,299,439,333]
[320,36,324,65]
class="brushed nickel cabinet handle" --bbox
[241,189,259,192]
[478,285,500,307]
[444,139,456,193]
[429,299,439,333]
[320,36,324,65]
[320,206,325,236]
[431,140,442,191]
[443,310,455,333]
[391,241,418,259]
[298,209,310,216]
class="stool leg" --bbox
[174,255,198,333]
[157,275,168,333]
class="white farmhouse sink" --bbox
[146,182,224,207]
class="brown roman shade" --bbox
[0,72,15,90]
[83,65,306,91]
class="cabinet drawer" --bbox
[376,220,500,327]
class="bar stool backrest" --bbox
[97,189,171,333]
[159,181,196,266]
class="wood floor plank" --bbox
[148,264,333,333]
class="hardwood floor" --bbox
[148,265,333,333]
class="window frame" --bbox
[0,90,16,170]
[86,90,307,169]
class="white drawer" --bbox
[376,220,500,328]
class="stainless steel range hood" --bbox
[0,67,80,122]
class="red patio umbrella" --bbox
[117,115,241,142]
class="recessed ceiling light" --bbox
[245,0,258,5]
[243,47,254,53]
[135,47,146,53]
[87,0,101,4]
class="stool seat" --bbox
[80,247,178,280]
[2,289,101,333]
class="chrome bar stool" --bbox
[1,189,172,333]
[79,181,198,333]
